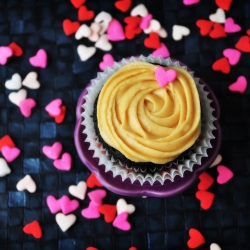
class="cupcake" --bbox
[75,55,221,197]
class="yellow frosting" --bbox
[97,62,201,164]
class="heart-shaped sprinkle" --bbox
[115,0,132,12]
[196,190,215,210]
[42,142,63,160]
[75,24,91,40]
[22,72,40,89]
[198,172,214,191]
[69,181,87,200]
[224,17,241,33]
[107,19,125,41]
[95,11,112,23]
[0,158,11,177]
[124,16,142,39]
[53,152,72,171]
[99,54,115,71]
[187,228,206,249]
[172,25,190,41]
[0,46,13,65]
[55,213,76,232]
[63,19,80,36]
[116,198,135,215]
[209,23,226,38]
[209,8,226,23]
[196,19,214,36]
[81,201,100,219]
[54,106,66,124]
[9,42,23,57]
[210,243,222,250]
[16,175,36,193]
[8,89,27,106]
[131,4,148,17]
[47,195,61,214]
[129,248,138,250]
[152,43,170,58]
[113,212,131,231]
[29,49,47,68]
[144,32,161,49]
[228,76,247,94]
[157,28,168,38]
[77,45,96,61]
[140,14,152,30]
[215,0,232,11]
[45,98,62,116]
[183,0,200,5]
[87,173,103,188]
[155,66,177,88]
[86,247,98,250]
[70,0,86,8]
[98,204,117,223]
[23,220,42,239]
[88,23,101,42]
[88,189,107,206]
[0,135,15,152]
[19,98,36,118]
[78,6,94,21]
[144,19,161,34]
[217,165,233,184]
[235,36,250,53]
[2,145,20,163]
[212,57,230,74]
[60,195,80,215]
[223,48,241,66]
[210,154,222,168]
[5,73,22,90]
[95,34,112,51]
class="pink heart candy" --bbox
[46,195,61,214]
[0,46,13,65]
[81,201,100,219]
[45,98,62,116]
[155,66,177,88]
[42,142,63,160]
[152,43,170,58]
[53,152,72,171]
[139,14,152,30]
[60,195,79,215]
[1,145,21,163]
[112,212,131,231]
[217,165,234,184]
[29,49,47,68]
[88,189,107,206]
[19,98,36,118]
[183,0,200,5]
[99,54,115,71]
[107,19,125,41]
[223,48,241,66]
[228,76,247,94]
[224,17,241,33]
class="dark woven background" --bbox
[0,0,250,249]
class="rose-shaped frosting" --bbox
[97,62,201,164]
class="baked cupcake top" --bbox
[97,61,201,164]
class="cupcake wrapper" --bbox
[81,55,217,185]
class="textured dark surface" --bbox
[0,0,250,249]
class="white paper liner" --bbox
[81,55,217,185]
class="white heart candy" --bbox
[94,11,112,23]
[210,154,222,168]
[68,181,87,200]
[77,45,96,61]
[131,4,148,17]
[0,158,11,177]
[95,34,112,51]
[209,8,226,24]
[55,213,76,232]
[157,28,168,38]
[172,25,190,41]
[116,198,135,215]
[5,73,22,90]
[16,175,36,193]
[210,243,222,250]
[22,72,40,89]
[75,24,91,40]
[99,21,110,35]
[8,89,27,106]
[144,19,161,34]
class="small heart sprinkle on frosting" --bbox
[155,66,177,88]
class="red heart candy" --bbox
[78,6,94,21]
[70,0,86,8]
[87,173,103,188]
[198,172,214,191]
[98,204,117,223]
[0,135,15,152]
[215,0,232,11]
[209,23,226,39]
[62,19,80,36]
[144,32,161,49]
[23,220,42,239]
[212,57,231,74]
[187,228,206,249]
[129,248,138,250]
[124,16,142,39]
[86,247,98,250]
[196,19,214,36]
[235,36,250,52]
[247,29,250,36]
[49,105,66,124]
[115,0,132,12]
[9,42,23,57]
[196,190,215,210]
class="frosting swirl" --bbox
[97,62,201,164]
